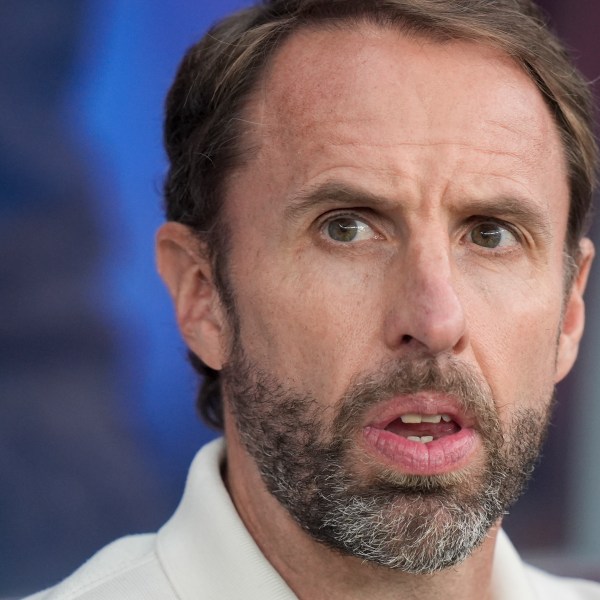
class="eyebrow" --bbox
[284,181,397,222]
[284,180,554,239]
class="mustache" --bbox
[331,357,502,442]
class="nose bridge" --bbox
[408,230,453,296]
[389,225,467,356]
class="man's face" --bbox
[210,26,587,570]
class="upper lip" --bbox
[365,392,477,431]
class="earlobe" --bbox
[156,222,227,370]
[555,238,595,383]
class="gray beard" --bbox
[222,351,552,574]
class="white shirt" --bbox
[26,439,600,599]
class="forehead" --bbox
[228,23,567,226]
[259,25,557,148]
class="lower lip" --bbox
[362,426,479,476]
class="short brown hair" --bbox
[163,0,597,431]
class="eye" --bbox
[469,221,518,249]
[325,217,377,243]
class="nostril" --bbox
[401,334,413,344]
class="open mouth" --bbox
[384,413,461,444]
[362,404,478,475]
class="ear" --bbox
[555,237,595,383]
[156,222,227,370]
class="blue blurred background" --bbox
[1,1,599,596]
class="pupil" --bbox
[472,223,501,248]
[329,218,358,242]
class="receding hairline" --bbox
[225,18,568,193]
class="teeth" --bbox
[421,415,442,424]
[400,414,422,424]
[400,414,451,424]
[407,436,434,444]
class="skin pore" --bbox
[157,24,594,600]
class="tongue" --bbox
[385,419,460,440]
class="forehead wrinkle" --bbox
[249,83,555,159]
[484,117,563,168]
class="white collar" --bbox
[157,439,296,599]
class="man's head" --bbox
[161,0,597,429]
[157,0,596,575]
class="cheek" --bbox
[232,253,384,395]
[465,273,562,415]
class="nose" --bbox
[384,239,467,357]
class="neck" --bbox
[224,424,498,600]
